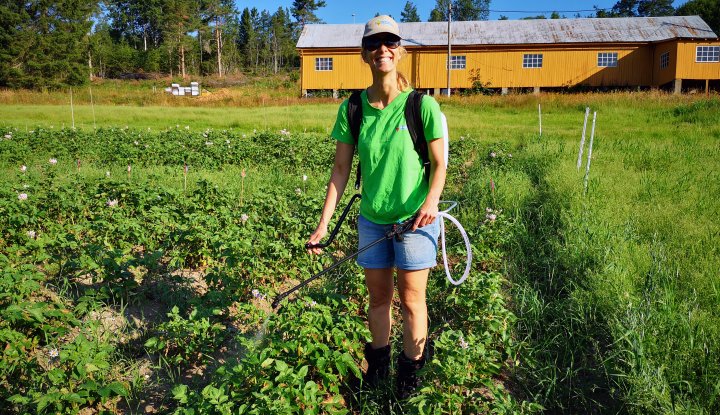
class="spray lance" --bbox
[270,194,472,309]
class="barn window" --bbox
[597,52,618,67]
[523,54,543,68]
[315,57,333,71]
[696,46,719,62]
[448,55,466,70]
[660,52,670,69]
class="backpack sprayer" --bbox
[270,194,472,309]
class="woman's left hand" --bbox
[412,199,439,231]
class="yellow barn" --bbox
[296,16,720,95]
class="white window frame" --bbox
[660,52,670,69]
[523,53,543,68]
[448,55,466,70]
[315,57,333,71]
[597,52,618,67]
[696,46,719,63]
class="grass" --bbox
[491,97,720,413]
[2,89,719,413]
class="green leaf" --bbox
[144,337,158,348]
[172,384,189,404]
[36,392,60,413]
[63,393,85,404]
[105,382,128,397]
[274,359,289,372]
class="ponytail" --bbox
[397,71,411,91]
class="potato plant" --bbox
[1,128,532,414]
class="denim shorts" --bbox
[357,214,440,271]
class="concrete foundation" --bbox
[674,78,682,94]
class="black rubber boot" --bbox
[363,343,391,388]
[396,351,426,400]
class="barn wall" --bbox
[299,40,720,92]
[676,40,720,80]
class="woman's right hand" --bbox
[307,224,328,255]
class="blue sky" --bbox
[234,1,686,23]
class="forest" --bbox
[0,0,716,89]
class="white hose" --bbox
[437,201,472,285]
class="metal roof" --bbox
[297,16,717,48]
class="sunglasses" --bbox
[362,38,401,51]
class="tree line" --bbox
[0,0,715,89]
[0,0,326,89]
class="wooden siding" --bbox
[409,45,654,88]
[676,40,720,80]
[299,40,720,91]
[300,49,379,90]
[652,41,678,86]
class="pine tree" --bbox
[201,0,236,76]
[270,7,293,73]
[160,0,201,78]
[238,8,260,69]
[106,0,164,51]
[291,0,327,28]
[429,0,490,22]
[602,0,675,17]
[3,0,96,88]
[0,2,32,87]
[454,0,490,20]
[401,2,421,22]
[637,0,675,16]
[429,0,451,21]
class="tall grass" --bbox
[496,97,720,413]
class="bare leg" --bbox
[397,268,429,360]
[364,267,394,348]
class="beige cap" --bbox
[363,15,401,39]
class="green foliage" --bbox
[401,1,422,23]
[670,97,720,124]
[291,0,327,27]
[461,68,494,96]
[0,125,529,413]
[429,0,490,21]
[144,305,226,366]
[676,0,720,36]
[598,0,675,17]
[1,0,96,89]
[2,96,718,413]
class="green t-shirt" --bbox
[331,89,443,224]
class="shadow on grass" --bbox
[506,152,622,414]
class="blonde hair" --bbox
[362,45,412,91]
[396,46,411,91]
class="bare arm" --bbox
[413,137,447,230]
[307,141,355,254]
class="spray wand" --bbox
[271,197,473,309]
[271,194,417,309]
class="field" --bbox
[1,84,719,414]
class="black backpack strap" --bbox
[347,90,363,189]
[404,90,430,182]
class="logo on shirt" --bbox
[395,125,408,132]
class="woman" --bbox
[307,15,446,399]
